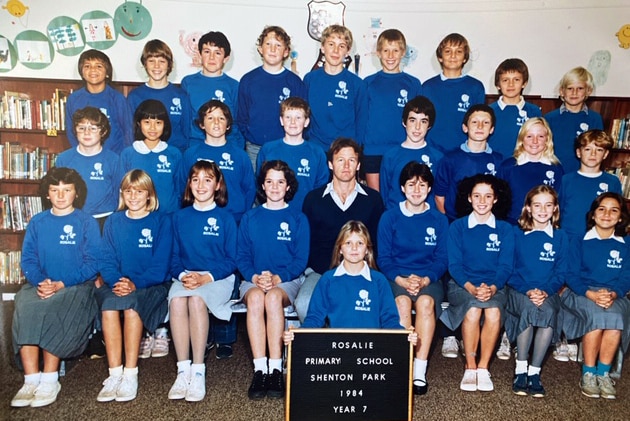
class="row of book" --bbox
[610,117,630,149]
[0,194,43,231]
[1,88,70,132]
[0,250,23,285]
[0,142,57,180]
[609,167,630,199]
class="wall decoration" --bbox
[2,0,29,26]
[14,29,54,69]
[179,30,202,67]
[0,35,17,71]
[307,0,345,41]
[47,16,85,56]
[80,10,116,49]
[113,0,152,41]
[616,24,630,49]
[588,50,611,87]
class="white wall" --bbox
[2,0,630,97]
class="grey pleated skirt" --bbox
[239,275,304,305]
[95,282,169,333]
[504,287,561,343]
[12,282,97,359]
[439,279,507,331]
[390,279,445,318]
[561,290,630,352]
[168,274,236,321]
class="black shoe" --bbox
[204,341,215,361]
[248,370,267,400]
[216,344,233,360]
[413,379,428,396]
[267,369,285,399]
[85,331,106,359]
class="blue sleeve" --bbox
[566,236,589,296]
[376,211,397,281]
[376,272,403,328]
[133,215,173,286]
[447,220,468,287]
[277,213,310,282]
[236,213,256,282]
[99,217,123,287]
[301,272,331,328]
[544,230,570,295]
[112,91,134,149]
[61,215,101,287]
[240,156,257,210]
[354,79,368,145]
[65,93,79,149]
[493,222,515,288]
[170,214,186,279]
[426,215,449,283]
[20,219,47,286]
[212,214,238,280]
[236,77,251,143]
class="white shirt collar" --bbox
[576,170,603,178]
[193,202,217,211]
[133,140,168,154]
[399,201,430,217]
[323,181,367,211]
[524,222,554,238]
[497,96,526,111]
[468,213,496,228]
[583,227,625,243]
[333,260,372,281]
[516,155,552,165]
[439,72,465,81]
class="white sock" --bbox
[109,365,123,377]
[413,358,427,382]
[40,371,59,384]
[176,360,191,375]
[123,366,138,377]
[528,365,541,376]
[269,358,283,372]
[24,372,41,385]
[191,363,205,376]
[253,357,268,374]
[515,359,528,375]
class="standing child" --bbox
[128,39,192,153]
[168,161,238,402]
[96,170,172,403]
[379,95,442,209]
[545,67,603,174]
[121,99,183,215]
[498,117,564,225]
[65,49,133,154]
[377,162,449,395]
[363,29,422,190]
[506,185,569,398]
[304,24,367,151]
[56,107,123,229]
[237,160,309,400]
[489,58,542,159]
[181,31,245,148]
[11,168,100,408]
[561,193,630,399]
[256,97,329,211]
[422,33,485,154]
[237,25,307,167]
[440,174,514,392]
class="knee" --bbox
[463,308,482,324]
[483,308,501,324]
[415,296,435,316]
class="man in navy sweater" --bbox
[294,137,384,321]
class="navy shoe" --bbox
[512,373,528,396]
[413,379,428,396]
[216,344,233,360]
[248,370,267,400]
[527,374,546,398]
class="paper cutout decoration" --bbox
[307,0,345,41]
[114,0,152,41]
[0,35,17,72]
[616,24,630,49]
[47,16,85,56]
[81,10,117,50]
[15,30,54,69]
[179,30,202,67]
[2,0,28,17]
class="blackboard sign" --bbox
[286,328,413,421]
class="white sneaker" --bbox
[139,334,154,359]
[168,371,189,400]
[115,374,138,402]
[441,336,459,358]
[460,369,477,391]
[11,383,38,407]
[476,369,494,392]
[185,372,206,402]
[567,343,578,362]
[552,341,569,362]
[30,381,61,407]
[496,332,511,360]
[151,328,169,358]
[97,375,122,402]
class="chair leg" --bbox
[610,347,623,380]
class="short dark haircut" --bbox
[399,161,434,189]
[72,106,111,143]
[494,58,529,87]
[436,33,470,64]
[78,49,113,82]
[454,173,512,220]
[196,100,233,134]
[257,25,291,54]
[182,160,228,207]
[462,103,496,127]
[40,167,87,210]
[257,160,299,204]
[198,31,231,57]
[586,192,629,237]
[133,99,172,141]
[402,96,436,127]
[327,137,363,163]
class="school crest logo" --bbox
[307,0,346,41]
[91,162,104,180]
[139,228,153,248]
[297,158,311,177]
[59,224,76,244]
[355,289,371,312]
[204,217,220,236]
[277,222,292,241]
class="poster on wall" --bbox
[0,35,18,72]
[14,30,54,69]
[47,16,86,56]
[81,10,117,50]
[113,1,153,41]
